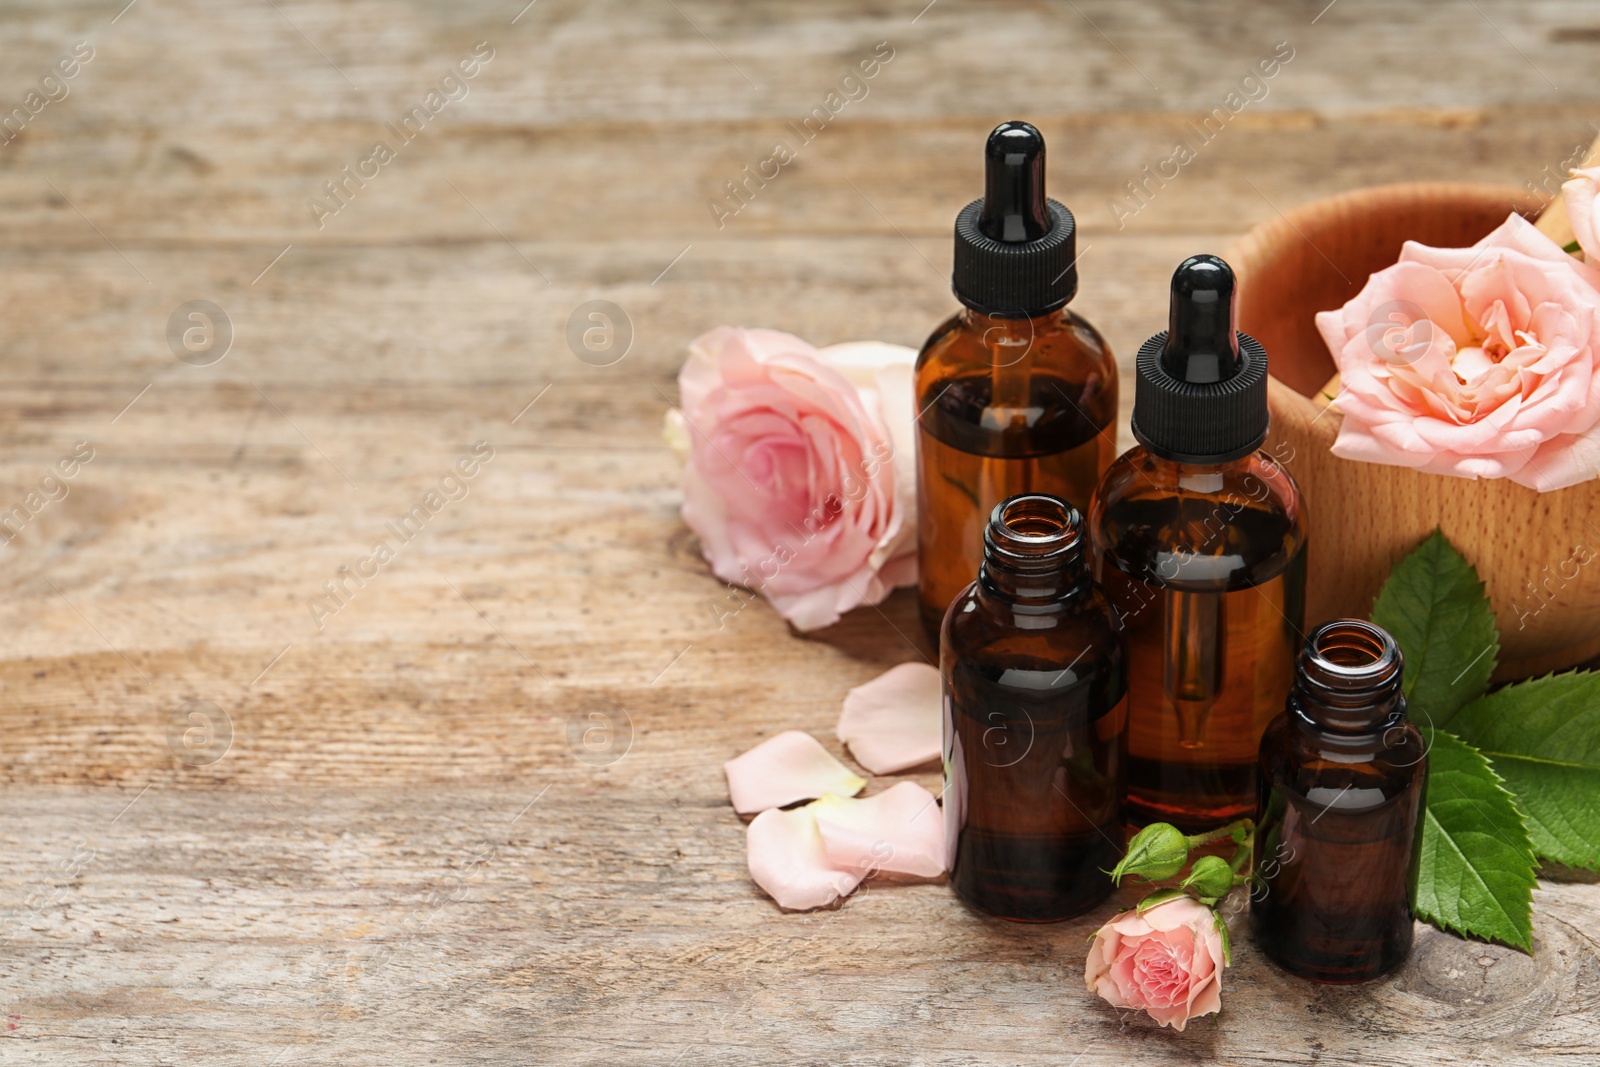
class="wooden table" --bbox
[1,1,1596,1062]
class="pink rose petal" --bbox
[811,781,947,877]
[836,662,942,774]
[724,730,866,815]
[1566,165,1600,263]
[746,805,864,910]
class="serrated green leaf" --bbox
[1451,672,1600,870]
[1413,729,1537,952]
[1371,530,1499,726]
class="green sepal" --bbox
[1214,910,1232,967]
[1135,887,1188,913]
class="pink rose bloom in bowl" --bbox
[1315,213,1600,491]
[665,327,917,631]
[1085,895,1227,1032]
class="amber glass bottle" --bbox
[942,493,1127,922]
[916,121,1118,639]
[1089,255,1306,831]
[1252,619,1426,983]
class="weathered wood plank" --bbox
[0,787,1596,1065]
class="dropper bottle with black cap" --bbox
[1087,254,1307,831]
[915,121,1118,640]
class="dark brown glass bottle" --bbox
[942,494,1127,922]
[916,121,1117,639]
[1252,619,1426,983]
[1089,255,1306,831]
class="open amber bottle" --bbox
[1089,255,1306,831]
[942,494,1127,922]
[916,121,1117,639]
[1252,619,1426,983]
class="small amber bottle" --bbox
[942,493,1127,922]
[915,121,1118,639]
[1089,255,1307,831]
[1252,619,1426,983]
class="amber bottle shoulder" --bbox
[916,307,1115,382]
[943,580,1123,678]
[1089,445,1307,590]
[1259,707,1426,813]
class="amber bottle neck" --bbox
[977,494,1089,606]
[1290,620,1406,733]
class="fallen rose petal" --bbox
[724,730,866,815]
[836,662,942,774]
[747,805,864,910]
[811,781,946,877]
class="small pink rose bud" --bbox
[1085,895,1228,1031]
[1109,822,1188,884]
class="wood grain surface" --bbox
[0,1,1597,1064]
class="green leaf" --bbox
[1564,239,1583,254]
[1413,729,1537,952]
[1451,672,1600,870]
[1371,530,1499,727]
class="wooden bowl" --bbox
[1226,182,1600,680]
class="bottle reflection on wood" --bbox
[942,494,1127,922]
[1252,619,1426,983]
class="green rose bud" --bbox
[1180,854,1236,902]
[1109,822,1189,885]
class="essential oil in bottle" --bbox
[942,493,1127,922]
[1088,254,1306,831]
[1252,619,1425,983]
[915,121,1118,640]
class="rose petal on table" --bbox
[724,730,866,814]
[746,805,865,910]
[812,781,946,877]
[661,408,691,464]
[836,662,942,774]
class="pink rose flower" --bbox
[666,327,917,631]
[1085,896,1226,1032]
[1565,164,1600,263]
[1315,213,1600,491]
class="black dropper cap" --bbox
[1130,255,1269,463]
[952,121,1078,318]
